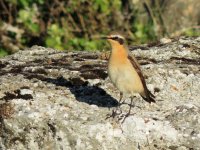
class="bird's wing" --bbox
[127,53,155,103]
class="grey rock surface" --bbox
[0,37,200,150]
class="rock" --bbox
[160,38,172,44]
[20,89,33,95]
[0,37,200,149]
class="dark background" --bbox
[0,0,200,56]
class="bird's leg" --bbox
[118,92,126,106]
[105,92,123,119]
[127,97,134,114]
[119,92,123,104]
[120,96,135,123]
[112,92,123,115]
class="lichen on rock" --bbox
[0,37,200,149]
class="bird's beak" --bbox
[100,36,111,40]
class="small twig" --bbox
[155,0,168,36]
[77,13,88,37]
[143,0,157,26]
[67,14,81,32]
[0,0,13,23]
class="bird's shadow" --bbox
[0,57,118,108]
[24,73,118,108]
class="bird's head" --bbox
[101,34,125,46]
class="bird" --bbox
[102,34,156,118]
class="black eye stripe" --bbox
[112,37,118,40]
[111,36,124,45]
[117,38,124,45]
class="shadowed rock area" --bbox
[0,37,200,149]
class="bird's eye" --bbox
[110,36,124,44]
[112,36,118,40]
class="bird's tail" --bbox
[141,95,156,103]
[141,90,156,103]
[148,90,155,98]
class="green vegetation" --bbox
[0,48,8,57]
[0,0,199,57]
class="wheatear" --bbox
[102,34,155,117]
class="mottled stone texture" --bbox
[0,37,200,150]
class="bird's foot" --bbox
[105,108,122,120]
[117,100,136,123]
[105,107,135,123]
[118,112,135,124]
[106,99,136,123]
[118,101,126,106]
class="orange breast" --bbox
[109,45,128,65]
[108,44,144,94]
